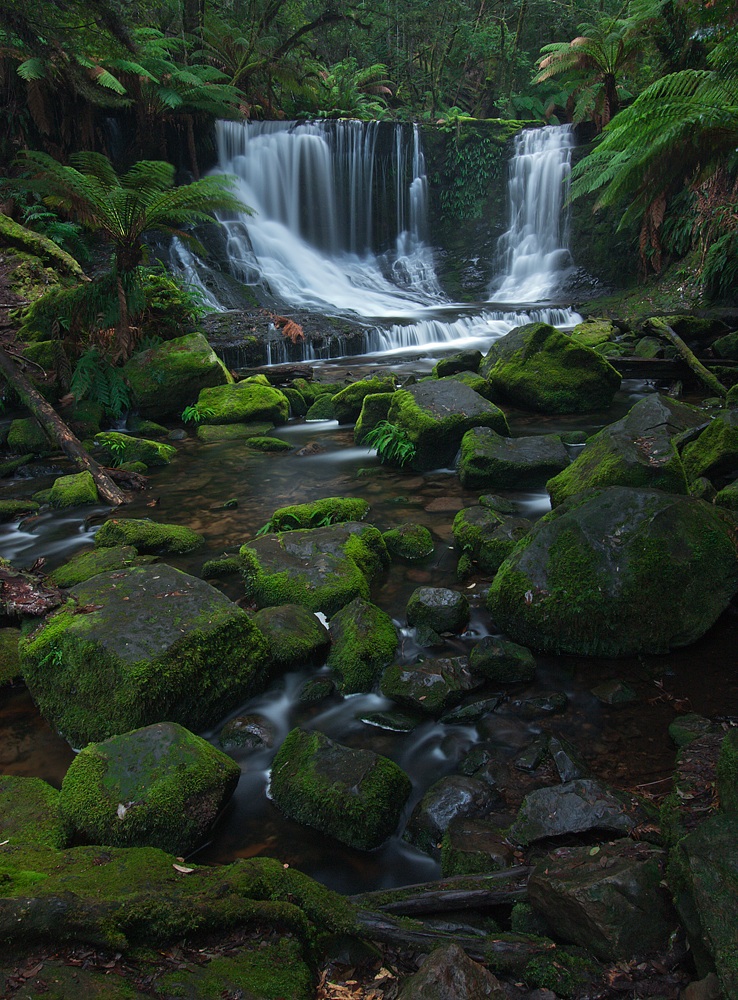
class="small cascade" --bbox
[491,125,576,303]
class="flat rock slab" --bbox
[459,427,570,490]
[21,564,268,745]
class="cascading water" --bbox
[172,119,581,359]
[491,124,575,303]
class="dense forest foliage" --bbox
[0,0,736,376]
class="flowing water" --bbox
[5,123,738,895]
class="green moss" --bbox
[94,518,203,554]
[382,523,434,560]
[270,728,411,850]
[0,776,66,849]
[252,604,329,666]
[127,418,169,439]
[264,497,370,533]
[49,471,99,507]
[201,554,243,577]
[95,432,176,468]
[683,416,738,483]
[305,395,335,420]
[452,505,530,574]
[49,545,140,588]
[331,376,396,424]
[0,213,84,278]
[523,950,596,998]
[354,391,394,444]
[717,730,738,815]
[439,830,503,877]
[7,417,52,455]
[281,387,308,417]
[290,379,339,406]
[246,435,292,452]
[570,319,616,349]
[327,598,397,693]
[0,628,22,685]
[198,382,289,425]
[196,421,274,442]
[0,499,39,522]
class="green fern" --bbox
[70,349,130,419]
[364,420,416,467]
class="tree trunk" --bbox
[350,867,531,916]
[646,319,728,398]
[0,347,128,506]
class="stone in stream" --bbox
[668,713,716,748]
[331,374,397,424]
[95,517,204,554]
[469,635,536,684]
[406,586,470,636]
[479,321,621,414]
[382,522,434,560]
[397,942,507,1000]
[327,597,397,693]
[453,505,532,576]
[240,521,389,615]
[0,498,39,522]
[20,564,269,746]
[219,713,275,751]
[354,391,394,443]
[251,603,330,667]
[404,775,501,857]
[269,727,411,850]
[682,409,738,483]
[509,778,653,845]
[487,486,738,657]
[264,496,370,531]
[48,471,99,507]
[94,431,176,468]
[196,379,290,426]
[546,393,706,506]
[432,349,483,377]
[528,840,678,961]
[386,378,509,471]
[380,657,483,716]
[48,545,143,589]
[60,722,240,855]
[458,427,570,490]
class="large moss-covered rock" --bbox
[265,496,370,532]
[327,597,397,693]
[487,487,738,657]
[197,381,289,426]
[123,333,232,420]
[386,380,510,471]
[0,775,66,849]
[0,628,22,685]
[251,604,329,667]
[196,421,274,442]
[547,394,706,506]
[453,505,531,575]
[433,350,483,377]
[331,375,396,424]
[528,841,677,961]
[570,318,617,349]
[94,432,176,468]
[49,545,142,588]
[682,411,738,484]
[7,417,52,455]
[458,427,569,489]
[239,522,389,615]
[60,722,240,855]
[479,322,620,414]
[20,564,269,745]
[95,517,204,554]
[269,727,411,850]
[49,471,99,507]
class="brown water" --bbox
[2,370,737,893]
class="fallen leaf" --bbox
[173,863,194,874]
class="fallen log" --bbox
[645,319,727,398]
[0,346,127,506]
[350,867,531,916]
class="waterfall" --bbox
[491,125,576,303]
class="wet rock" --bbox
[219,713,275,750]
[405,775,500,856]
[513,690,569,718]
[478,493,519,515]
[488,487,738,657]
[453,505,532,575]
[0,499,39,522]
[245,435,292,452]
[328,597,397,693]
[548,736,588,782]
[529,840,678,960]
[509,778,652,845]
[296,676,336,703]
[60,721,240,855]
[397,943,507,999]
[381,657,482,715]
[591,679,638,705]
[479,321,620,414]
[442,371,496,401]
[354,391,394,444]
[252,603,330,667]
[407,586,470,634]
[270,727,411,850]
[440,817,514,876]
[95,517,204,554]
[683,410,738,483]
[197,380,290,426]
[240,521,389,615]
[331,375,396,424]
[433,350,483,377]
[123,332,231,419]
[360,709,424,732]
[668,714,716,748]
[49,545,141,588]
[0,775,66,849]
[514,735,549,773]
[94,431,176,468]
[20,564,268,745]
[387,379,509,471]
[469,635,536,684]
[382,522,434,560]
[458,427,570,490]
[265,496,370,532]
[546,394,705,506]
[440,696,503,725]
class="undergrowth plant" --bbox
[181,402,215,424]
[364,420,416,466]
[70,348,130,419]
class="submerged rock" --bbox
[488,486,738,657]
[60,722,240,855]
[269,727,411,850]
[21,564,268,745]
[218,713,275,750]
[327,597,397,693]
[458,427,569,490]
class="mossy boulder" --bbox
[60,722,240,855]
[441,371,496,400]
[440,818,515,877]
[245,435,292,452]
[715,478,738,511]
[282,386,308,416]
[458,427,569,489]
[382,522,434,560]
[0,498,39,522]
[49,471,99,507]
[196,421,274,442]
[327,597,398,693]
[20,564,269,745]
[386,379,510,471]
[94,432,176,468]
[127,417,169,439]
[265,496,370,532]
[570,318,617,350]
[453,505,531,575]
[251,604,330,667]
[95,518,204,554]
[407,586,469,636]
[269,727,411,850]
[479,322,620,414]
[0,628,22,685]
[123,333,232,420]
[7,417,52,455]
[305,394,335,420]
[432,350,483,377]
[0,776,66,849]
[469,635,536,684]
[354,391,394,443]
[547,394,706,507]
[196,381,289,426]
[66,400,106,439]
[331,375,396,424]
[380,656,482,715]
[49,545,141,588]
[682,411,738,484]
[487,487,738,657]
[712,331,738,360]
[239,522,389,615]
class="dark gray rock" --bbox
[252,603,330,667]
[440,817,514,876]
[453,506,532,575]
[407,586,470,634]
[405,775,500,856]
[469,635,536,684]
[397,943,507,999]
[381,657,482,716]
[219,713,275,750]
[459,427,570,490]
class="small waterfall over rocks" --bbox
[173,120,581,363]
